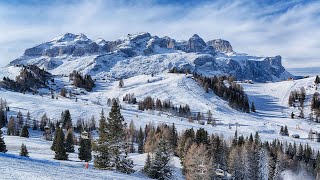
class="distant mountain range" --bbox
[8,32,293,82]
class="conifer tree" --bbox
[20,125,29,138]
[53,128,68,160]
[20,143,29,157]
[106,101,134,174]
[61,110,72,130]
[0,129,7,153]
[78,137,92,162]
[94,109,111,169]
[143,153,152,175]
[65,129,75,153]
[148,138,172,180]
[138,127,144,154]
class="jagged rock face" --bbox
[207,39,233,53]
[187,34,207,52]
[9,32,293,82]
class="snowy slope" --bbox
[1,131,183,180]
[1,72,320,150]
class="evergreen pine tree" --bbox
[20,125,29,138]
[65,129,75,153]
[106,101,134,174]
[0,129,7,153]
[148,138,172,180]
[54,128,68,160]
[94,109,111,169]
[138,127,144,154]
[143,153,152,175]
[62,110,72,130]
[78,137,92,162]
[20,143,29,157]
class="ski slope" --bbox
[1,73,320,149]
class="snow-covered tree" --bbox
[257,147,269,180]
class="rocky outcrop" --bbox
[207,39,233,53]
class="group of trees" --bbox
[0,65,51,93]
[138,96,191,117]
[280,125,289,136]
[288,87,306,107]
[178,128,320,179]
[6,111,30,139]
[193,73,251,112]
[69,70,95,91]
[122,93,137,104]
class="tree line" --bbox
[193,73,251,113]
[138,96,191,117]
[0,65,51,94]
[69,70,95,91]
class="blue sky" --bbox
[0,0,319,68]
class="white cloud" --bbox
[0,0,319,68]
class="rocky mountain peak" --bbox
[187,34,207,52]
[207,39,233,53]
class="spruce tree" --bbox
[143,153,152,175]
[138,127,144,154]
[94,109,111,169]
[65,129,75,153]
[148,138,172,180]
[20,143,29,157]
[62,110,72,130]
[106,101,134,174]
[20,125,29,138]
[78,137,92,162]
[54,128,68,160]
[0,129,7,153]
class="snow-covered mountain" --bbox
[8,32,293,82]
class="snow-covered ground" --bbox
[1,73,320,146]
[1,71,320,179]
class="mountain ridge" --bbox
[8,32,293,82]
